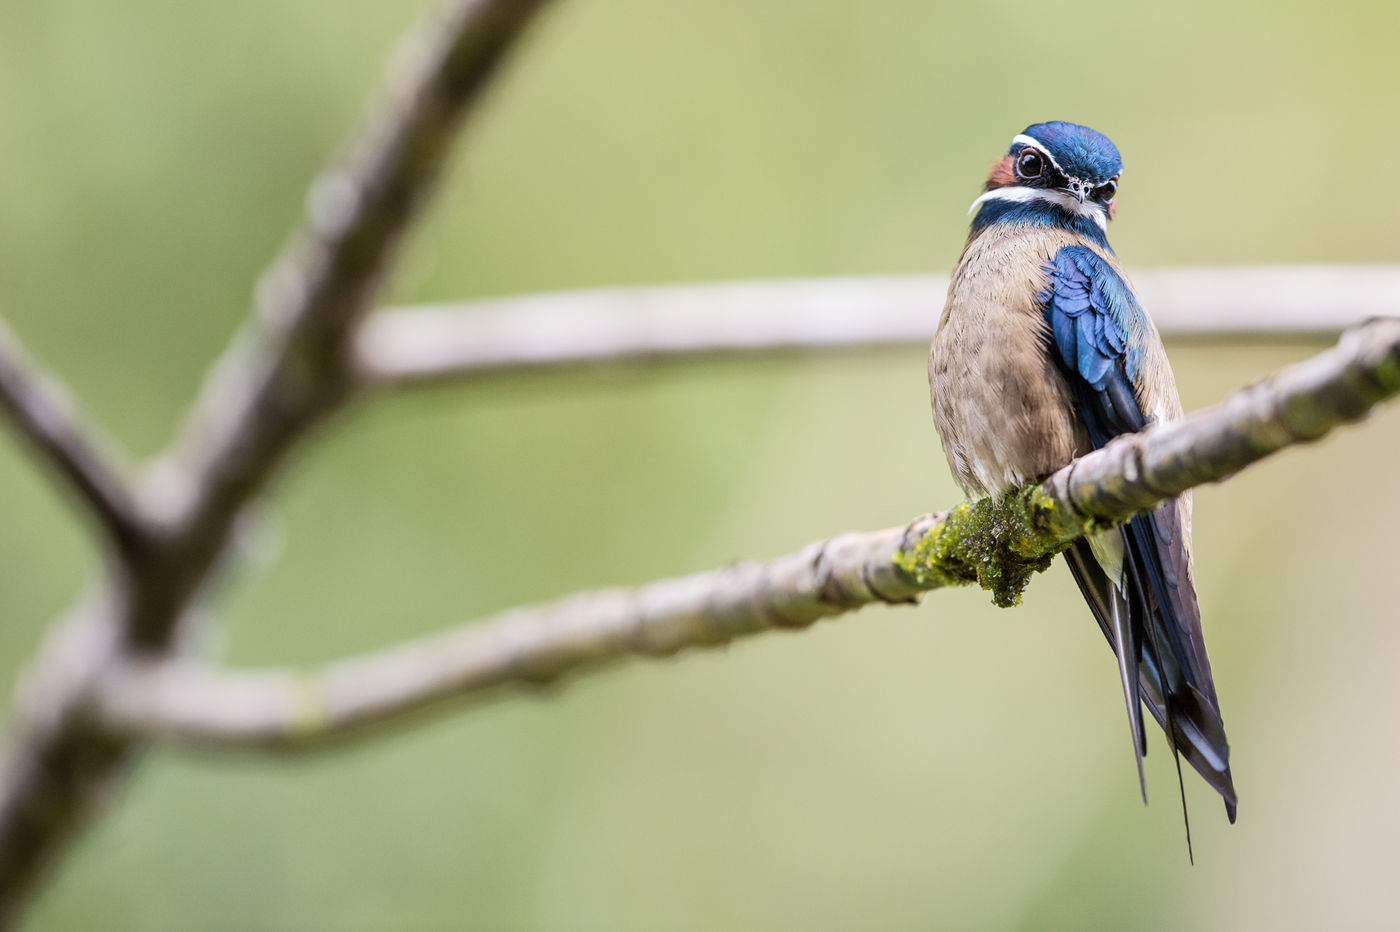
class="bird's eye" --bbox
[1016,150,1044,179]
[1096,179,1118,202]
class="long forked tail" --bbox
[1063,520,1237,829]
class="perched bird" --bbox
[928,121,1236,836]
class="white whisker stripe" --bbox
[968,186,1108,232]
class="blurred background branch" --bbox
[0,319,146,554]
[356,266,1400,387]
[0,0,554,920]
[93,319,1400,751]
[1,0,1398,928]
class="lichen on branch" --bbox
[893,483,1074,607]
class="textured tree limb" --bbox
[0,0,553,917]
[137,0,555,645]
[0,0,1389,917]
[0,319,146,553]
[94,317,1400,750]
[89,520,934,749]
[354,265,1400,387]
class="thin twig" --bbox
[91,519,932,748]
[354,266,1400,387]
[0,319,146,552]
[97,318,1400,750]
[0,0,554,918]
[134,0,556,645]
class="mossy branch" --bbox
[0,0,1390,913]
[91,318,1400,750]
[894,486,1065,607]
[899,316,1400,606]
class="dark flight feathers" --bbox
[1041,246,1237,825]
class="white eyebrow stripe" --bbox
[968,186,1108,232]
[1010,134,1068,175]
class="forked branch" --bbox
[0,0,556,918]
[0,0,1394,919]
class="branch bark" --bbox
[136,0,555,646]
[0,0,553,918]
[0,318,146,553]
[354,266,1400,387]
[0,0,1392,916]
[95,317,1400,750]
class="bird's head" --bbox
[971,121,1123,230]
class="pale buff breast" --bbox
[928,224,1183,499]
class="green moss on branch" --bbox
[894,482,1081,607]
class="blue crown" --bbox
[1013,122,1122,183]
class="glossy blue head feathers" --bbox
[969,121,1124,248]
[1014,122,1122,185]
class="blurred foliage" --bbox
[0,0,1398,929]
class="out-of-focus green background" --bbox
[2,1,1398,928]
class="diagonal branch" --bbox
[96,317,1400,750]
[91,519,933,748]
[135,0,557,645]
[0,0,555,918]
[353,266,1400,388]
[0,318,146,552]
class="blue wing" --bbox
[1042,246,1236,827]
[1042,247,1146,444]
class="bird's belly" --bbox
[929,337,1085,496]
[929,232,1089,498]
